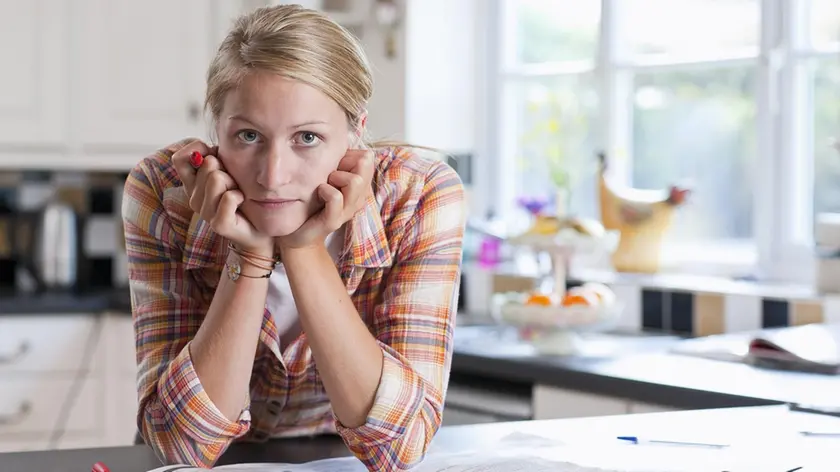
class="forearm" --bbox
[190,250,270,421]
[282,244,384,428]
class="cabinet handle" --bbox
[0,341,29,365]
[0,401,31,426]
[188,102,201,122]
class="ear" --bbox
[356,110,368,137]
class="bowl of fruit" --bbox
[497,282,623,355]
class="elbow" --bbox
[137,397,231,469]
[353,399,444,472]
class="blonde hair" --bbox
[205,4,443,162]
[205,4,372,144]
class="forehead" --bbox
[221,71,345,125]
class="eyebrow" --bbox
[227,115,328,130]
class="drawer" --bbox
[65,375,137,440]
[532,385,630,420]
[0,436,49,453]
[0,376,97,436]
[0,315,96,373]
[90,313,137,376]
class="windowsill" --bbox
[477,239,821,301]
[568,267,818,301]
[656,240,758,280]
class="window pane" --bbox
[811,59,840,220]
[632,66,757,242]
[505,75,599,219]
[505,0,600,64]
[810,0,840,47]
[621,0,759,58]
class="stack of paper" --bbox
[146,431,822,471]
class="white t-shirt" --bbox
[265,226,346,341]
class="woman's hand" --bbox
[276,149,375,251]
[172,139,273,256]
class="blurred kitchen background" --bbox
[2,0,840,455]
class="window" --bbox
[486,0,840,282]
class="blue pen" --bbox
[617,436,730,448]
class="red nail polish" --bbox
[92,462,110,472]
[189,150,204,169]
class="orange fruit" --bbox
[561,287,599,307]
[525,293,553,306]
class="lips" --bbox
[252,198,300,208]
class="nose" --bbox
[256,143,294,189]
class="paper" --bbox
[146,431,819,472]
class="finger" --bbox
[330,168,369,212]
[336,149,370,172]
[172,140,214,197]
[353,151,375,190]
[189,155,223,213]
[200,169,238,223]
[317,183,344,229]
[212,189,247,232]
[327,170,363,192]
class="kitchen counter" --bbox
[451,325,840,410]
[2,405,837,471]
[0,288,131,314]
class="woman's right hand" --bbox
[172,139,273,256]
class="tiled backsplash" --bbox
[0,170,129,292]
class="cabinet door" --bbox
[0,0,68,145]
[532,385,630,420]
[77,0,212,148]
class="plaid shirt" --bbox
[122,140,466,471]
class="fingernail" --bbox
[189,151,204,169]
[92,462,110,472]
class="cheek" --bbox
[217,150,255,185]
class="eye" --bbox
[236,130,261,144]
[294,131,322,147]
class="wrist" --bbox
[225,250,273,280]
[225,242,277,282]
[276,241,325,257]
[230,240,275,260]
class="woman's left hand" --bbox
[276,149,374,251]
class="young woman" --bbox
[122,5,465,471]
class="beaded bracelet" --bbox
[225,248,274,283]
[227,242,281,265]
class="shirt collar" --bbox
[181,190,392,271]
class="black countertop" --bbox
[3,406,837,472]
[0,288,131,314]
[451,325,840,410]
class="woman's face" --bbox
[215,71,352,237]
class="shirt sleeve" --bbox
[334,160,467,471]
[123,155,251,468]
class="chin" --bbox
[252,219,304,237]
[243,206,306,237]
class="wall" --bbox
[405,0,477,153]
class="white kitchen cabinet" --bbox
[532,384,630,420]
[0,0,69,146]
[627,402,679,414]
[532,384,683,420]
[0,312,139,453]
[0,316,96,374]
[76,0,212,149]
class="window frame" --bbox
[479,0,838,284]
